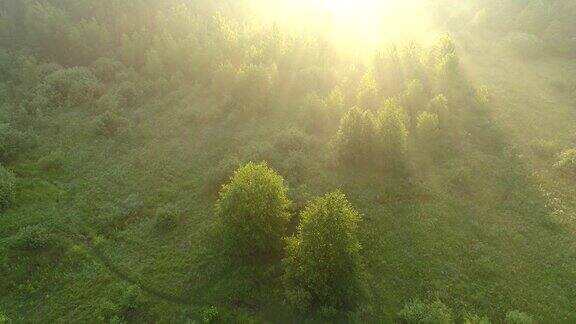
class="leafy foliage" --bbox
[216,162,291,258]
[283,191,363,312]
[398,299,453,324]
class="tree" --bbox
[0,163,16,211]
[428,94,449,127]
[216,162,291,258]
[39,67,102,109]
[356,73,380,111]
[416,111,440,150]
[283,191,363,312]
[334,107,379,166]
[401,79,427,127]
[377,99,409,169]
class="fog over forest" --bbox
[0,0,575,323]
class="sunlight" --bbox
[254,0,435,50]
[321,0,433,47]
[323,0,382,44]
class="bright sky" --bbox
[251,0,435,49]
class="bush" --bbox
[0,164,16,211]
[0,123,26,162]
[505,310,533,324]
[464,313,491,324]
[398,299,453,324]
[554,148,576,176]
[0,311,8,324]
[283,191,363,312]
[216,162,291,258]
[10,224,53,250]
[155,205,180,231]
[200,306,220,323]
[94,111,130,137]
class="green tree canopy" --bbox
[216,162,291,258]
[283,191,363,312]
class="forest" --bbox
[1,0,576,322]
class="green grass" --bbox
[2,52,576,323]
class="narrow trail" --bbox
[52,225,195,305]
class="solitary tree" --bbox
[283,191,363,312]
[216,162,291,258]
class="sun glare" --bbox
[255,0,434,50]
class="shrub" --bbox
[0,311,8,324]
[283,191,363,312]
[0,164,16,211]
[398,299,453,324]
[505,310,533,324]
[10,224,53,250]
[155,205,179,231]
[94,111,130,137]
[216,162,291,258]
[0,123,26,162]
[200,306,220,323]
[464,312,491,324]
[554,149,576,176]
